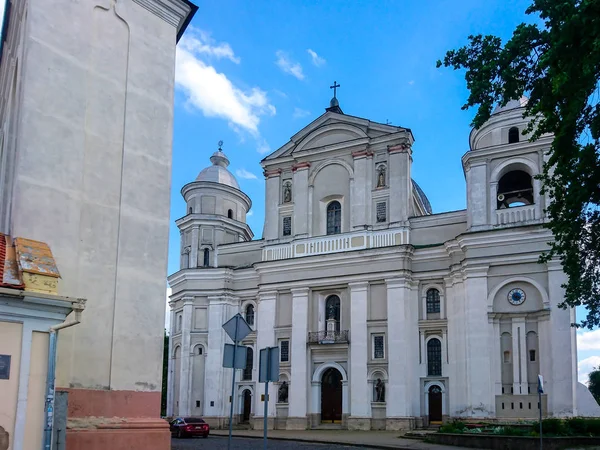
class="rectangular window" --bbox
[280,340,289,362]
[373,335,385,359]
[376,202,387,223]
[282,216,292,236]
[196,401,200,408]
[529,349,536,362]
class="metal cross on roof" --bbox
[330,81,340,98]
[218,140,223,150]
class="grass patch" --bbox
[438,418,600,437]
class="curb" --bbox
[210,433,420,449]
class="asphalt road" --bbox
[171,436,380,450]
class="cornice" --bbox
[132,0,197,40]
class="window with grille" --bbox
[280,340,289,362]
[427,338,442,376]
[376,202,387,223]
[243,347,253,380]
[283,216,292,236]
[426,288,440,314]
[373,335,385,359]
[326,201,341,235]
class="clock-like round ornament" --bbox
[507,288,526,306]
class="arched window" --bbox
[227,209,234,219]
[326,201,341,235]
[427,338,442,376]
[203,248,210,267]
[188,207,193,214]
[497,170,534,208]
[245,304,255,327]
[508,127,519,144]
[426,289,440,314]
[325,295,341,331]
[243,347,253,380]
[177,314,182,332]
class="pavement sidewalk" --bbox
[210,429,473,449]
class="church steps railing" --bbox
[262,228,409,262]
[308,330,349,344]
[495,204,536,225]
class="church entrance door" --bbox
[321,368,342,423]
[242,390,251,423]
[428,385,442,423]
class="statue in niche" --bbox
[377,166,386,188]
[278,381,288,403]
[375,378,385,402]
[283,182,292,203]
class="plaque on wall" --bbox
[0,355,11,379]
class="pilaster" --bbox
[166,305,176,416]
[387,144,411,225]
[511,317,528,395]
[204,296,228,418]
[263,170,281,240]
[348,282,370,429]
[178,298,193,416]
[463,266,494,416]
[292,163,310,238]
[351,151,371,230]
[254,291,278,424]
[288,287,310,428]
[190,226,199,268]
[466,161,488,230]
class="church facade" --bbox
[167,97,599,430]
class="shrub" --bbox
[439,420,466,433]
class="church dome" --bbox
[196,149,240,189]
[492,96,528,114]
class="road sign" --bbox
[259,347,279,383]
[223,313,252,343]
[223,344,247,369]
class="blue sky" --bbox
[166,1,600,382]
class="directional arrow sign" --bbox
[222,313,252,343]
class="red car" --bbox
[170,417,210,438]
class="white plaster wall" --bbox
[8,0,180,394]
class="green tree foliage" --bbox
[590,366,600,404]
[161,329,169,416]
[437,0,600,328]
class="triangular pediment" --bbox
[262,111,409,164]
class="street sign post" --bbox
[538,374,544,450]
[258,347,279,450]
[222,313,252,450]
[223,344,247,369]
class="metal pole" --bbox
[227,318,239,450]
[263,380,269,449]
[42,331,57,450]
[539,390,543,450]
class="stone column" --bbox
[547,260,576,415]
[178,299,193,415]
[387,144,411,226]
[348,282,370,429]
[463,266,494,416]
[351,151,371,230]
[263,170,281,240]
[254,291,278,429]
[190,226,199,268]
[385,278,416,429]
[292,163,310,238]
[288,287,309,429]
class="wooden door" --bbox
[242,390,251,422]
[428,385,443,423]
[321,368,342,423]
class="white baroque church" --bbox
[167,96,600,430]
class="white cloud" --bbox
[183,27,240,63]
[247,210,254,217]
[408,80,415,85]
[275,51,304,80]
[235,169,258,180]
[578,329,600,350]
[257,139,271,155]
[307,49,326,67]
[293,107,310,119]
[176,33,275,152]
[578,355,600,384]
